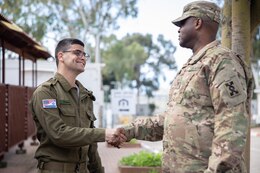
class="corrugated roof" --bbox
[0,14,52,61]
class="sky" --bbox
[46,0,215,87]
[46,0,215,70]
[113,0,216,87]
[115,0,216,68]
[115,0,197,70]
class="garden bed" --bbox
[118,150,162,173]
[118,165,161,173]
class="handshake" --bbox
[105,128,127,148]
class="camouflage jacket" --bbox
[124,41,254,173]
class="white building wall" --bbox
[1,59,104,126]
[138,87,169,115]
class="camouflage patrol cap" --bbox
[172,1,220,27]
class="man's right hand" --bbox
[105,128,127,148]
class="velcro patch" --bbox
[42,99,57,108]
[224,80,240,97]
[59,100,71,105]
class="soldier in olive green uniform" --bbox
[30,38,123,173]
[121,1,254,173]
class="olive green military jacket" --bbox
[29,73,105,171]
[124,41,254,173]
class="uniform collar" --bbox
[54,73,94,100]
[74,78,94,100]
[54,73,73,92]
[188,40,220,65]
[75,80,87,96]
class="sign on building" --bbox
[111,89,136,115]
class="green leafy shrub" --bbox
[119,151,162,167]
[128,138,138,144]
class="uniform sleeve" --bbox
[87,143,104,173]
[205,57,249,172]
[29,87,106,147]
[124,114,165,141]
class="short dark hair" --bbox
[55,38,84,66]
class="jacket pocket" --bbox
[59,106,76,126]
[86,109,96,121]
[173,65,203,104]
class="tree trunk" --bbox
[232,0,251,172]
[232,0,251,64]
[95,34,101,63]
[221,0,232,48]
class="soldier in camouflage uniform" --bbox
[30,38,125,173]
[121,1,254,173]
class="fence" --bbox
[0,84,36,162]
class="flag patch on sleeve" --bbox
[42,99,57,108]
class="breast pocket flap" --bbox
[59,106,76,117]
[86,109,97,121]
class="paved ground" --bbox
[0,140,146,173]
[251,127,260,137]
[0,127,260,173]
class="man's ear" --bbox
[195,18,203,29]
[57,52,64,62]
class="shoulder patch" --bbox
[224,80,240,97]
[42,99,57,108]
[218,76,247,107]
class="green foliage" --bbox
[119,151,162,167]
[128,138,138,144]
[0,0,138,45]
[0,0,53,42]
[102,33,177,98]
[102,38,146,81]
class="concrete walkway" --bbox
[0,127,260,173]
[0,140,147,173]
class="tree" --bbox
[232,0,251,64]
[221,0,232,48]
[0,0,138,57]
[102,33,177,100]
[221,1,260,172]
[0,0,53,42]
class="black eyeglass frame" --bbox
[63,49,90,59]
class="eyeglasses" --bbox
[63,49,90,60]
